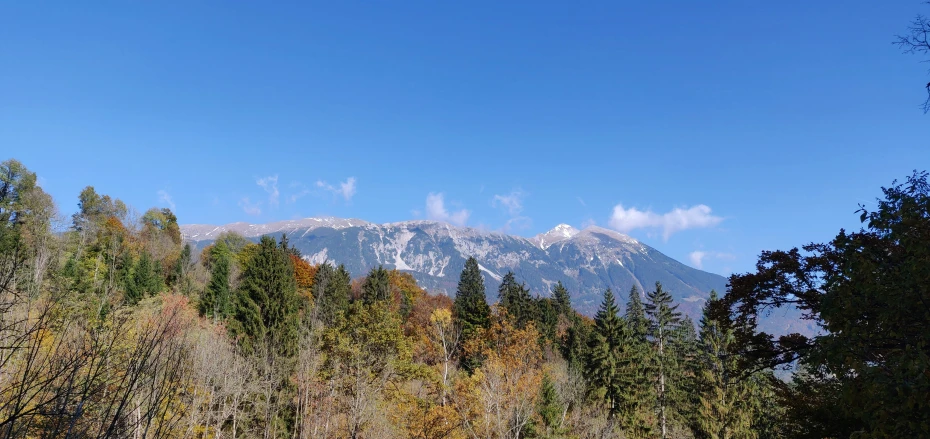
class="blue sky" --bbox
[2,1,928,276]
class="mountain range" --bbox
[181,217,808,334]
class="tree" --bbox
[312,262,350,325]
[200,241,232,321]
[584,288,627,416]
[551,281,571,316]
[536,374,566,439]
[896,5,930,113]
[695,291,756,439]
[645,282,682,439]
[621,285,655,437]
[229,235,299,358]
[711,171,930,437]
[126,252,162,305]
[498,271,534,328]
[453,257,490,371]
[361,265,391,304]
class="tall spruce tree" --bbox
[361,265,391,304]
[126,252,160,305]
[312,262,350,325]
[230,235,300,357]
[200,241,232,322]
[695,290,756,439]
[621,284,655,437]
[498,271,534,327]
[645,281,683,439]
[552,281,572,316]
[585,288,628,415]
[453,257,490,372]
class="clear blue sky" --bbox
[2,1,927,276]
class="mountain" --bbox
[181,217,808,333]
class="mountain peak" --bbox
[531,223,581,249]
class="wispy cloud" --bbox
[238,197,262,216]
[157,190,176,211]
[317,177,357,202]
[608,204,723,241]
[256,175,280,207]
[492,189,525,216]
[288,181,311,204]
[577,197,587,207]
[426,192,470,226]
[688,250,735,269]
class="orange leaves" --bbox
[290,254,317,303]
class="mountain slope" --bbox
[181,218,738,322]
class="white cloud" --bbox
[581,218,597,229]
[157,190,176,211]
[238,197,261,216]
[689,250,735,270]
[256,175,280,207]
[492,189,525,216]
[502,216,532,232]
[608,204,723,240]
[317,177,357,202]
[426,192,470,226]
[577,197,587,207]
[689,251,707,269]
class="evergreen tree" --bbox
[170,242,192,293]
[453,257,490,372]
[126,252,160,305]
[626,285,648,341]
[621,284,656,437]
[230,235,300,357]
[552,281,572,316]
[312,262,350,325]
[498,271,534,327]
[585,288,628,415]
[645,281,683,439]
[200,241,231,322]
[536,373,565,438]
[695,291,756,439]
[361,265,390,303]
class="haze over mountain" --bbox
[181,217,807,334]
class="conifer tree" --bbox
[498,271,534,327]
[695,291,756,439]
[230,235,300,357]
[453,257,490,372]
[361,265,390,303]
[621,284,655,437]
[585,288,628,415]
[552,281,572,316]
[312,262,350,325]
[645,281,683,439]
[453,257,490,340]
[126,252,160,305]
[536,373,565,438]
[200,241,231,322]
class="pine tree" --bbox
[585,288,628,415]
[621,284,655,437]
[312,262,350,325]
[552,281,572,316]
[695,291,757,439]
[453,257,490,372]
[126,252,160,305]
[498,271,534,327]
[200,241,231,322]
[230,235,300,357]
[645,281,683,439]
[361,265,390,304]
[536,373,565,438]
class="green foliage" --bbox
[585,288,628,415]
[715,171,930,437]
[361,264,390,303]
[125,252,162,305]
[312,262,350,325]
[453,257,491,371]
[535,373,566,438]
[229,235,300,357]
[551,281,571,316]
[499,271,534,328]
[200,241,232,320]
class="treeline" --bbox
[2,158,927,438]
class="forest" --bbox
[0,157,927,438]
